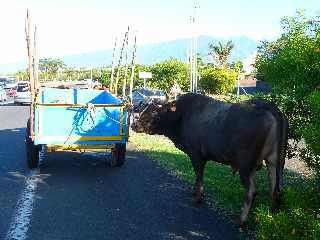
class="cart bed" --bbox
[33,88,128,146]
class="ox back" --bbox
[155,93,288,224]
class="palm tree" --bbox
[64,67,75,81]
[15,70,28,82]
[208,40,234,68]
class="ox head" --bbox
[131,101,176,135]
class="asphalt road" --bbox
[0,105,240,240]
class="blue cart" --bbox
[25,87,130,168]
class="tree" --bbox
[208,40,234,68]
[256,10,320,97]
[150,58,189,92]
[63,67,75,81]
[39,58,66,80]
[230,60,243,72]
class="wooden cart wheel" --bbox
[110,143,126,167]
[25,120,40,169]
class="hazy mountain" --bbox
[0,35,257,74]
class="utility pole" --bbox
[189,2,198,93]
[189,16,193,92]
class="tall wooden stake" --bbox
[114,26,129,96]
[129,33,137,103]
[33,26,39,91]
[109,38,118,92]
[122,29,130,98]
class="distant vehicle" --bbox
[4,80,18,98]
[0,80,6,88]
[131,88,167,112]
[5,87,17,98]
[0,85,8,103]
[14,82,31,105]
[5,79,18,89]
[74,83,89,89]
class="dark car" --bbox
[131,88,167,112]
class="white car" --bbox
[0,86,7,103]
[14,82,31,105]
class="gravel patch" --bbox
[285,139,315,178]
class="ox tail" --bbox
[273,104,288,209]
[246,99,288,206]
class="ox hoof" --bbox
[192,193,204,204]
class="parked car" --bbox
[131,88,167,112]
[14,82,31,105]
[0,86,7,103]
[5,79,18,89]
[5,86,17,97]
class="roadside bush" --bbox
[266,93,311,139]
[303,90,320,155]
[297,90,320,174]
[199,67,236,94]
[305,90,320,123]
[256,187,320,240]
[99,69,111,86]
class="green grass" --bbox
[129,132,320,238]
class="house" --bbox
[235,76,271,95]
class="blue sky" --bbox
[0,0,319,64]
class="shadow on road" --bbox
[0,127,29,239]
[0,127,28,177]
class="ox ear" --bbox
[165,101,176,112]
[170,105,176,112]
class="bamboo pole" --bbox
[25,9,35,139]
[33,26,39,91]
[114,26,129,96]
[129,33,137,104]
[122,29,130,98]
[109,38,118,92]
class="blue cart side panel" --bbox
[34,88,128,145]
[39,88,121,105]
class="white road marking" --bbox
[5,169,40,240]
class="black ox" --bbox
[131,93,288,225]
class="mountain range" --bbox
[0,35,258,74]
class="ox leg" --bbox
[191,157,206,203]
[266,152,281,212]
[237,169,256,225]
